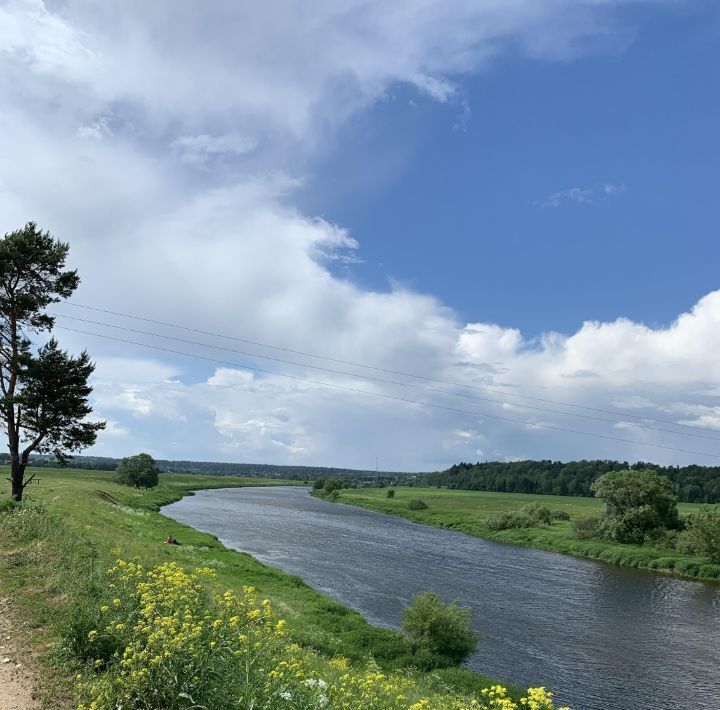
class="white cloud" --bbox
[170,134,257,166]
[538,183,626,208]
[1,0,709,469]
[540,187,595,208]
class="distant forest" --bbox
[421,460,720,503]
[2,453,409,483]
[5,453,720,502]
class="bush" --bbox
[551,510,571,521]
[646,528,680,550]
[401,591,477,668]
[591,469,680,544]
[676,505,720,562]
[386,489,395,499]
[572,515,602,540]
[75,562,563,710]
[115,453,159,489]
[483,504,558,531]
[408,498,428,510]
[484,512,524,531]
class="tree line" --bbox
[421,460,720,503]
[12,452,410,484]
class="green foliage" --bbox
[484,503,561,531]
[572,515,602,540]
[0,470,557,708]
[408,498,428,510]
[0,223,104,501]
[426,459,720,503]
[323,476,344,493]
[591,469,680,544]
[386,489,395,499]
[402,591,477,669]
[676,505,720,563]
[115,453,160,489]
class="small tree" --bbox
[591,469,680,544]
[322,477,343,494]
[677,505,720,563]
[1,223,105,501]
[386,488,395,499]
[402,591,477,669]
[116,453,160,489]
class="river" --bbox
[163,486,720,710]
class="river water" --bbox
[163,486,720,710]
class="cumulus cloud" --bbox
[1,0,710,469]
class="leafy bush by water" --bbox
[572,516,602,540]
[484,504,565,531]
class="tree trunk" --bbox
[10,455,24,502]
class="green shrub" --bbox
[676,505,720,563]
[483,504,557,531]
[521,503,553,525]
[386,489,395,499]
[0,499,18,515]
[75,562,560,710]
[551,510,571,521]
[401,591,477,669]
[408,498,428,510]
[572,515,602,540]
[646,528,680,550]
[591,469,680,544]
[115,453,160,489]
[323,477,344,494]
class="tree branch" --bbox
[22,471,37,488]
[22,431,46,460]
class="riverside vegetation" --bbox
[0,467,568,709]
[318,472,720,582]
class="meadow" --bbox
[0,468,548,709]
[332,486,720,581]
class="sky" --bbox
[1,0,720,471]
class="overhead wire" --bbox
[55,324,720,460]
[51,312,720,443]
[58,301,719,435]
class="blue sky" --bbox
[2,0,720,470]
[310,2,720,335]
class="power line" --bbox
[59,301,719,435]
[51,312,720,443]
[55,324,720,460]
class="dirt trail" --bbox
[0,597,40,710]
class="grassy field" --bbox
[331,486,720,582]
[0,468,506,706]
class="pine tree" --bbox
[0,223,105,501]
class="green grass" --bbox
[0,468,505,706]
[331,487,720,582]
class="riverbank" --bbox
[0,469,528,708]
[325,487,720,582]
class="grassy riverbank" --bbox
[0,468,526,708]
[329,487,720,582]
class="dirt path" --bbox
[0,597,40,710]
